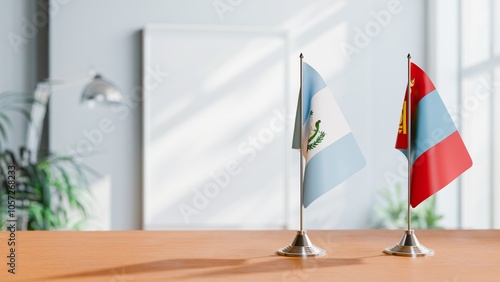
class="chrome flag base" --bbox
[277,230,326,257]
[384,230,434,257]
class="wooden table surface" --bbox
[0,230,499,281]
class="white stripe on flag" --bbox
[292,62,365,208]
[305,87,351,162]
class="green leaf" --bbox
[0,123,7,143]
[2,106,32,122]
[0,112,13,127]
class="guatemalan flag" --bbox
[396,62,472,208]
[292,62,365,208]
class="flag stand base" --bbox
[277,230,326,257]
[383,230,434,257]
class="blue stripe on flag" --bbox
[303,132,365,208]
[292,63,328,149]
[302,63,327,123]
[412,90,457,163]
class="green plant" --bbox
[0,148,96,230]
[0,92,95,230]
[373,182,444,229]
[0,93,35,149]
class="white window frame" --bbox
[428,0,500,229]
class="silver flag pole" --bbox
[383,53,434,257]
[277,53,326,257]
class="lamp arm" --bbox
[25,70,95,161]
[42,67,97,90]
[43,77,93,90]
[25,70,121,160]
[25,82,51,162]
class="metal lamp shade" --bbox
[81,74,122,105]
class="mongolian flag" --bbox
[396,62,472,207]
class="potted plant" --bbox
[0,92,95,230]
[373,182,444,229]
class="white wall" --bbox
[0,0,37,150]
[49,0,426,230]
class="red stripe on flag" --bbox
[410,131,473,208]
[410,63,436,103]
[395,63,437,149]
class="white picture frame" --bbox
[142,24,292,230]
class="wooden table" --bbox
[0,230,499,281]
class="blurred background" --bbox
[0,0,498,230]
